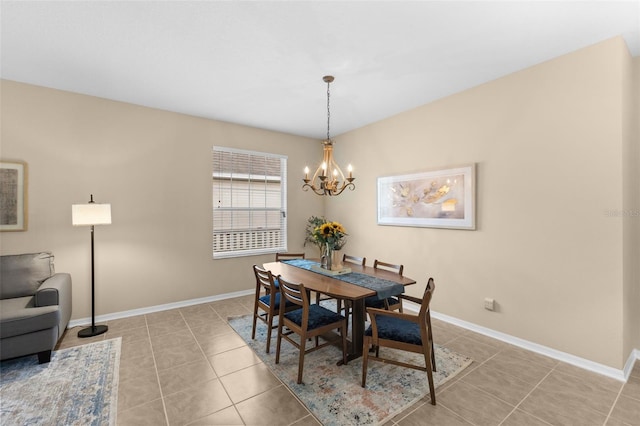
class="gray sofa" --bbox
[0,252,72,363]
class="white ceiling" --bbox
[1,1,639,140]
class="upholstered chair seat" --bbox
[284,304,345,331]
[363,295,400,310]
[258,292,294,311]
[364,313,423,345]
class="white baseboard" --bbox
[429,309,638,382]
[68,290,639,382]
[67,289,254,328]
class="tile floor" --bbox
[55,294,640,426]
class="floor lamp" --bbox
[72,194,111,338]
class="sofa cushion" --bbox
[0,252,55,299]
[0,297,60,339]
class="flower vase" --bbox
[332,249,343,271]
[322,243,333,270]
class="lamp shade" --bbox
[72,203,112,226]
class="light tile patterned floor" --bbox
[55,295,640,426]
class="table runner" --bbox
[282,259,404,300]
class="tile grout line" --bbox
[602,380,626,426]
[497,365,558,426]
[145,314,171,426]
[452,344,555,426]
[183,305,246,426]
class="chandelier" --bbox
[303,76,355,196]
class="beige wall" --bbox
[330,37,635,369]
[0,80,323,319]
[1,36,637,370]
[626,55,640,355]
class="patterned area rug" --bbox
[0,338,121,426]
[228,312,473,426]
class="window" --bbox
[212,146,287,258]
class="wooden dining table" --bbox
[263,260,417,362]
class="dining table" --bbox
[263,259,417,362]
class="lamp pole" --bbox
[75,195,110,338]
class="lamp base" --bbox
[77,324,108,338]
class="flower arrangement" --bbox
[304,216,327,251]
[312,220,348,251]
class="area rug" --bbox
[229,312,472,426]
[0,338,121,426]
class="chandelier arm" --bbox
[333,182,356,196]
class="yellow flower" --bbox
[312,219,348,250]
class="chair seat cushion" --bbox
[259,292,295,310]
[365,314,422,345]
[0,297,60,339]
[285,304,344,330]
[364,296,400,309]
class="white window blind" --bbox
[212,146,287,258]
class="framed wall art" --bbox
[377,164,476,230]
[0,161,28,231]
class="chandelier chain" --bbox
[326,79,331,141]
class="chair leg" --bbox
[430,339,436,372]
[275,321,283,364]
[426,357,436,405]
[361,336,370,387]
[251,303,259,340]
[265,309,273,354]
[427,312,436,371]
[423,344,436,405]
[297,335,306,384]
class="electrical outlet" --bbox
[484,297,495,311]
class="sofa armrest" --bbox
[35,273,70,306]
[35,273,72,338]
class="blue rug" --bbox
[0,338,121,426]
[228,312,472,426]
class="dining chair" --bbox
[362,278,437,405]
[275,274,348,384]
[251,265,298,353]
[336,254,367,329]
[274,253,305,289]
[364,259,404,312]
[275,252,306,262]
[343,253,366,267]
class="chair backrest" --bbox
[342,254,366,266]
[275,252,306,262]
[253,264,277,296]
[419,278,436,319]
[276,275,309,312]
[373,259,403,276]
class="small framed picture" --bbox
[0,161,28,231]
[377,164,476,230]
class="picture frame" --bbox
[377,164,476,230]
[0,161,28,231]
